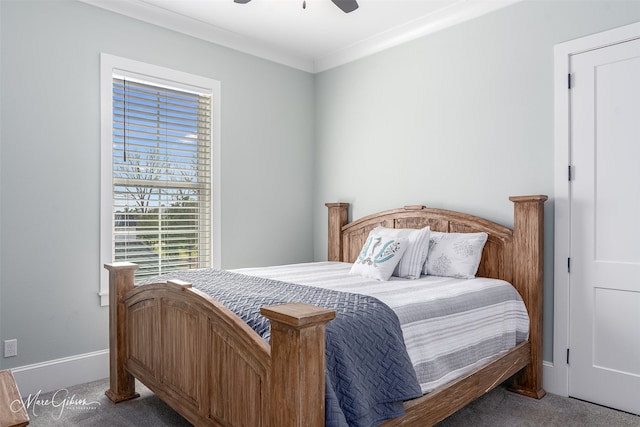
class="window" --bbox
[100,54,221,305]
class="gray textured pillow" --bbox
[423,231,488,279]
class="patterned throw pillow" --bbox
[372,226,430,279]
[349,231,408,281]
[423,231,488,279]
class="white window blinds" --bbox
[112,77,212,281]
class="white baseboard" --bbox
[9,349,109,396]
[543,360,568,397]
[8,351,564,399]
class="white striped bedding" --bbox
[233,261,529,394]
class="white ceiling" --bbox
[80,0,521,73]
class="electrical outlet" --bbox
[4,339,17,357]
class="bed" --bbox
[104,195,547,426]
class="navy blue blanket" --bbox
[145,269,422,427]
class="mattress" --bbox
[233,261,529,393]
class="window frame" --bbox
[99,53,221,306]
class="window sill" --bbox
[98,291,109,307]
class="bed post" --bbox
[104,262,140,403]
[508,195,548,399]
[261,303,336,427]
[325,203,349,261]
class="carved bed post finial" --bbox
[261,303,336,427]
[104,262,140,403]
[325,203,349,262]
[508,195,548,399]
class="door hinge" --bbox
[568,257,571,273]
[566,348,570,364]
[568,73,572,89]
[568,165,572,181]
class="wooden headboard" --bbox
[326,203,515,282]
[326,195,546,284]
[326,195,548,398]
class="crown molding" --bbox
[78,0,316,72]
[314,0,521,73]
[78,0,521,74]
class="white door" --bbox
[570,37,640,415]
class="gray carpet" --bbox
[21,378,640,426]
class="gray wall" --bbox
[0,0,314,369]
[2,0,640,372]
[313,0,640,362]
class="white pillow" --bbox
[373,226,430,279]
[350,231,408,281]
[423,231,488,279]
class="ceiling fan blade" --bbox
[234,0,252,3]
[331,0,358,13]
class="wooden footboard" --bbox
[105,262,335,426]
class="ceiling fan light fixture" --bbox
[233,0,358,13]
[330,0,358,13]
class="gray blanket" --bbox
[144,269,422,427]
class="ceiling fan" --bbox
[233,0,359,14]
